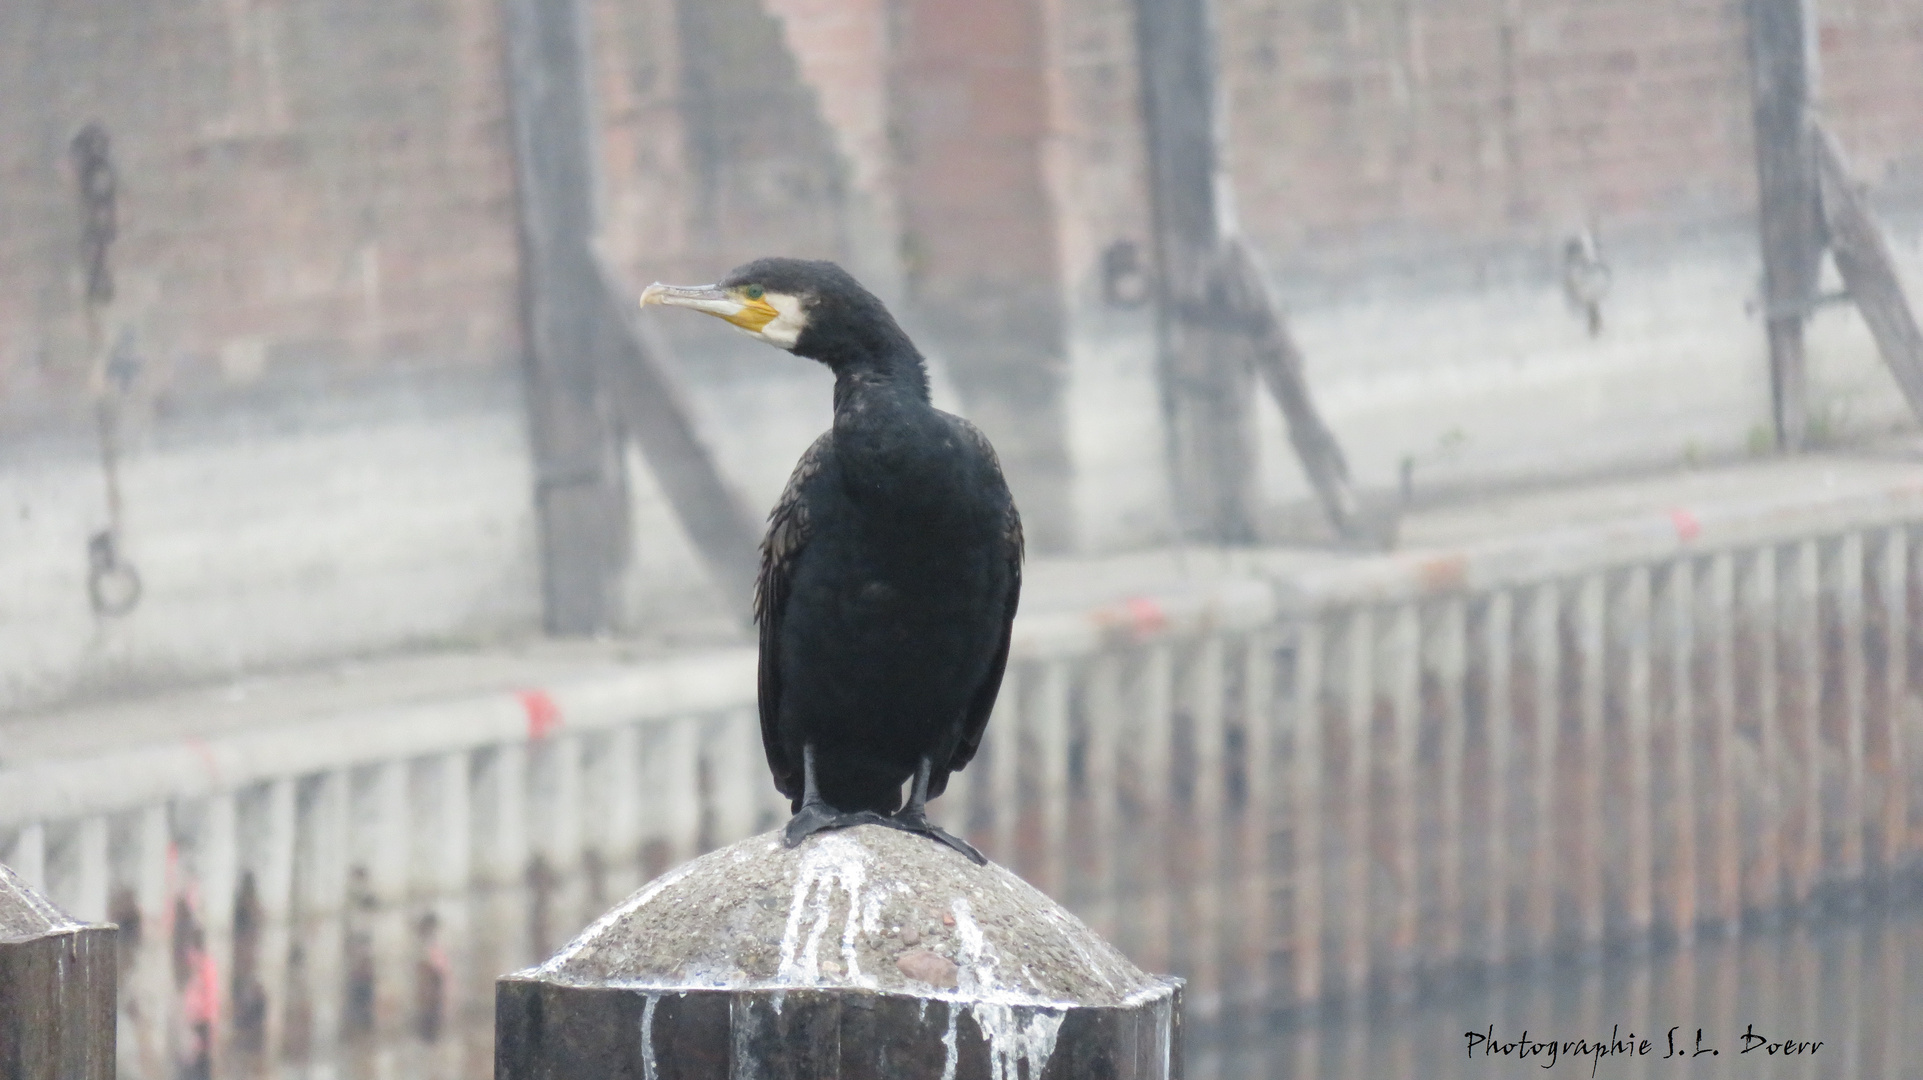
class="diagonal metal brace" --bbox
[1214,238,1395,549]
[1814,122,1923,428]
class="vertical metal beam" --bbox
[1616,566,1654,945]
[1383,604,1420,998]
[1287,621,1326,1009]
[1703,552,1742,931]
[1427,597,1467,974]
[1746,0,1823,451]
[1479,591,1514,965]
[1132,6,1366,545]
[1134,0,1256,543]
[1832,534,1867,896]
[1573,575,1606,954]
[504,1,762,631]
[1182,636,1228,1016]
[1236,632,1276,1011]
[1133,642,1177,975]
[1657,565,1699,943]
[1338,608,1373,996]
[1524,584,1561,955]
[503,0,629,634]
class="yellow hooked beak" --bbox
[639,282,781,334]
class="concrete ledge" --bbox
[0,649,756,828]
[6,454,1919,829]
[1251,463,1923,611]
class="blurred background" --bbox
[3,0,1923,1076]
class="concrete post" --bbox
[0,862,116,1080]
[496,825,1182,1079]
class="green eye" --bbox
[743,285,765,301]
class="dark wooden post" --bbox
[497,826,1183,1078]
[0,864,116,1080]
[1134,0,1257,544]
[503,0,630,634]
[503,0,762,631]
[1133,0,1371,546]
[1746,0,1824,451]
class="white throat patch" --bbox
[749,291,807,350]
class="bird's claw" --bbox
[878,810,987,865]
[783,803,890,848]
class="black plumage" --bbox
[642,257,1022,862]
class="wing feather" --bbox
[936,420,1024,789]
[756,431,834,800]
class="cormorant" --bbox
[641,258,1021,864]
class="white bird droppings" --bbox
[777,833,873,987]
[638,995,658,1080]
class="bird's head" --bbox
[640,257,907,366]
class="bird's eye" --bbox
[743,285,765,301]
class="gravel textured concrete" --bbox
[0,862,81,943]
[525,824,1161,1007]
[499,825,1181,1078]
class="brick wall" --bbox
[592,0,864,285]
[0,0,522,420]
[15,0,1904,446]
[1818,0,1923,188]
[889,0,1076,549]
[1215,0,1923,281]
[4,0,1921,711]
[0,0,542,711]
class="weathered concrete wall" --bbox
[7,454,1923,1078]
[1262,213,1923,526]
[888,0,1077,551]
[4,0,1923,712]
[682,0,1923,553]
[0,0,523,415]
[0,0,544,712]
[1211,0,1923,519]
[1039,0,1174,553]
[590,0,875,285]
[1217,0,1923,260]
[0,370,543,711]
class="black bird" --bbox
[641,258,1021,864]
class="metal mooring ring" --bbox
[86,531,142,617]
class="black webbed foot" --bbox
[876,809,987,865]
[783,803,889,848]
[783,743,891,848]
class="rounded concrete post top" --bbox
[0,863,89,944]
[517,825,1167,1008]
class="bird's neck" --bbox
[831,349,930,415]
